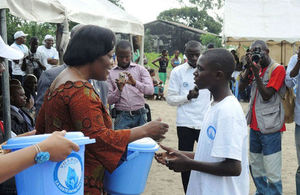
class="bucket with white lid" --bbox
[104,137,159,195]
[2,132,95,195]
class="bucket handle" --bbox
[126,151,139,161]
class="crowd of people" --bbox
[0,23,299,195]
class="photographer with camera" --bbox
[239,40,286,195]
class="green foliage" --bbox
[157,7,222,34]
[177,0,224,11]
[200,34,222,48]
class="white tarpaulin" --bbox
[224,0,300,43]
[0,0,144,36]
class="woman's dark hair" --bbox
[63,25,115,66]
[161,49,167,54]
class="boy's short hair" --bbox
[116,40,132,52]
[250,40,268,51]
[201,48,235,80]
[184,40,201,52]
[161,49,168,55]
[207,43,215,49]
[149,69,155,74]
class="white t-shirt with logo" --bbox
[37,45,59,70]
[10,42,29,76]
[187,95,249,195]
[167,62,211,129]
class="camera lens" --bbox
[252,55,260,63]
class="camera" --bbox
[119,72,126,83]
[251,47,264,63]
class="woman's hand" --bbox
[143,118,169,141]
[158,144,192,172]
[38,130,80,162]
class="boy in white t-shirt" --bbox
[156,48,249,195]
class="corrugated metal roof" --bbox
[145,20,218,37]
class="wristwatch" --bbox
[34,144,50,164]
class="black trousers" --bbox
[177,126,200,194]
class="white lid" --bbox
[128,137,159,152]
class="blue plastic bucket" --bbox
[104,137,159,195]
[2,132,95,195]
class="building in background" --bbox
[144,20,218,55]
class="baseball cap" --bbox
[0,36,24,60]
[14,31,28,40]
[44,34,54,41]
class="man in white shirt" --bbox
[166,40,211,192]
[156,49,249,195]
[10,31,29,83]
[37,34,59,70]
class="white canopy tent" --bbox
[0,0,144,36]
[224,0,300,65]
[0,0,145,139]
[0,0,145,63]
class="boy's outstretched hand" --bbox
[155,144,192,172]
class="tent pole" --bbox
[0,9,11,141]
[129,34,134,61]
[280,41,283,65]
[140,35,144,66]
[56,23,64,65]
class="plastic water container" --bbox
[2,132,95,195]
[104,137,159,195]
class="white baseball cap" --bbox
[44,34,54,41]
[14,31,28,40]
[0,36,24,60]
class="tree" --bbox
[157,7,222,34]
[178,0,224,11]
[200,34,222,48]
[109,0,124,9]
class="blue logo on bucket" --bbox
[54,153,83,194]
[207,126,216,140]
[183,82,189,88]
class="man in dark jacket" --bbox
[10,84,34,135]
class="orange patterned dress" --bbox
[36,81,131,195]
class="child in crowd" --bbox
[152,50,169,85]
[156,48,249,195]
[231,63,243,99]
[149,69,165,100]
[171,50,182,68]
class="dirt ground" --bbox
[143,98,298,195]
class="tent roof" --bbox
[0,0,144,36]
[224,0,300,43]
